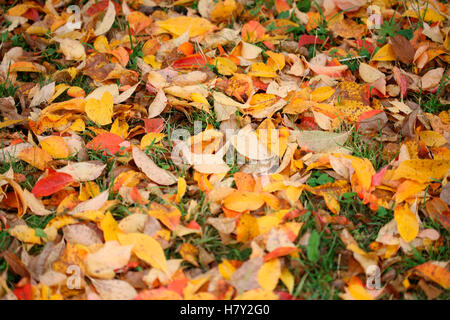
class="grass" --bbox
[289,210,345,299]
[411,74,449,114]
[0,65,18,98]
[342,126,391,171]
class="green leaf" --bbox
[396,29,413,40]
[278,11,290,19]
[307,230,320,263]
[34,228,48,239]
[317,173,334,185]
[342,192,357,199]
[297,0,311,13]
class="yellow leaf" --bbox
[257,258,281,291]
[176,177,187,203]
[371,44,396,61]
[70,118,85,132]
[214,57,237,76]
[0,119,25,129]
[235,288,279,300]
[118,232,169,273]
[248,63,278,78]
[236,213,259,242]
[392,159,450,183]
[218,260,236,280]
[79,181,100,201]
[40,136,70,159]
[210,0,237,22]
[311,86,335,102]
[156,17,215,37]
[179,243,199,267]
[110,118,129,138]
[280,267,294,294]
[93,36,110,53]
[394,203,419,243]
[403,8,445,23]
[143,55,162,70]
[347,276,373,300]
[140,132,165,149]
[190,92,210,106]
[86,92,113,126]
[266,51,285,71]
[256,215,282,235]
[419,130,447,147]
[9,225,42,244]
[100,212,120,242]
[46,215,78,230]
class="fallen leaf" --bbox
[118,233,169,273]
[132,146,176,186]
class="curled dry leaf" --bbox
[85,241,132,279]
[90,278,138,300]
[147,89,168,118]
[295,130,349,153]
[94,1,116,36]
[132,146,176,185]
[359,63,384,83]
[56,161,106,182]
[69,190,109,215]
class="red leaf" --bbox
[166,279,189,297]
[172,54,207,69]
[263,247,297,262]
[32,172,74,197]
[252,77,269,91]
[86,132,125,155]
[22,8,40,21]
[355,39,375,54]
[143,118,164,133]
[186,220,201,230]
[393,67,407,98]
[86,0,121,16]
[298,35,324,47]
[263,40,275,50]
[298,116,319,130]
[356,109,384,129]
[13,283,32,300]
[371,165,388,187]
[277,291,295,300]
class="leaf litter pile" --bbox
[0,0,449,300]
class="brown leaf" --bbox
[229,257,263,293]
[2,251,30,278]
[390,34,414,65]
[440,183,450,206]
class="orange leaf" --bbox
[241,20,265,43]
[233,172,255,192]
[415,262,450,290]
[18,147,52,171]
[86,132,125,155]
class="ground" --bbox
[0,0,449,300]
